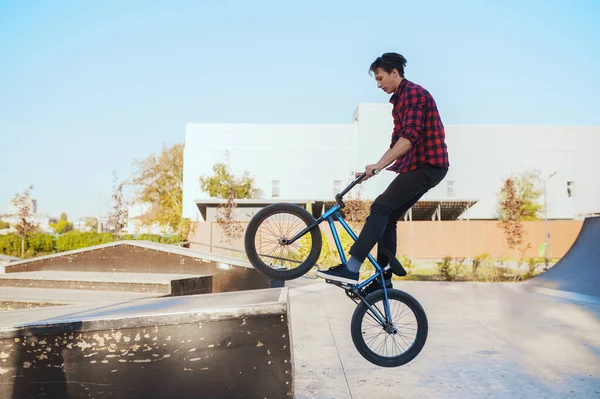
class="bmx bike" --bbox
[243,171,428,367]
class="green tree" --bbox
[199,163,260,199]
[0,220,9,230]
[130,143,190,236]
[51,212,73,234]
[200,160,260,246]
[11,184,38,257]
[515,170,543,221]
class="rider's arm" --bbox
[375,138,412,170]
[397,89,426,146]
[374,90,426,170]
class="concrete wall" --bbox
[183,123,356,221]
[187,219,583,260]
[346,103,600,220]
[182,103,599,222]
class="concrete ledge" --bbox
[0,271,213,296]
[0,288,293,399]
[3,241,279,294]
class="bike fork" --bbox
[349,285,393,328]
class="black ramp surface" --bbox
[529,216,600,298]
[0,288,293,399]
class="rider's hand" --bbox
[363,164,380,182]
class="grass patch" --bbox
[306,251,558,283]
[358,254,557,282]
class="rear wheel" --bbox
[244,203,322,280]
[350,289,428,367]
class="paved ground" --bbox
[287,277,600,399]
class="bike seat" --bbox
[380,249,407,277]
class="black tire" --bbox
[244,203,322,280]
[350,288,428,367]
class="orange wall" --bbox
[187,220,583,260]
[393,220,582,259]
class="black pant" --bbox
[348,163,448,278]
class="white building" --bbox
[182,103,600,222]
[1,196,54,235]
[0,214,54,235]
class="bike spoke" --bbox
[254,212,313,271]
[360,297,419,359]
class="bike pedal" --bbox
[325,279,350,289]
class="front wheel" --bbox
[244,203,322,280]
[351,289,428,367]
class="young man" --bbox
[315,52,449,293]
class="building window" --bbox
[272,180,280,198]
[447,180,455,198]
[333,180,341,196]
[567,181,574,198]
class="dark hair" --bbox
[369,52,407,77]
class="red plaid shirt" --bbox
[386,79,449,173]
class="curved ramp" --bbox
[528,216,600,298]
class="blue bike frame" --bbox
[321,203,393,325]
[286,171,393,326]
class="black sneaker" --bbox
[315,264,359,284]
[361,278,393,296]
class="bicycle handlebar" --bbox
[334,168,379,208]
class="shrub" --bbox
[0,234,22,257]
[471,253,491,280]
[1,231,186,258]
[56,232,115,252]
[436,256,466,281]
[523,257,542,279]
[454,257,466,277]
[493,257,508,281]
[437,256,454,281]
[28,234,55,253]
[118,234,183,245]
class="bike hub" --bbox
[279,237,289,245]
[384,324,398,334]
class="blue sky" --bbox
[1,0,598,220]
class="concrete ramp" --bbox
[3,240,281,294]
[0,287,293,399]
[528,216,600,298]
[0,271,212,296]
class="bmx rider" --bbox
[315,52,450,294]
